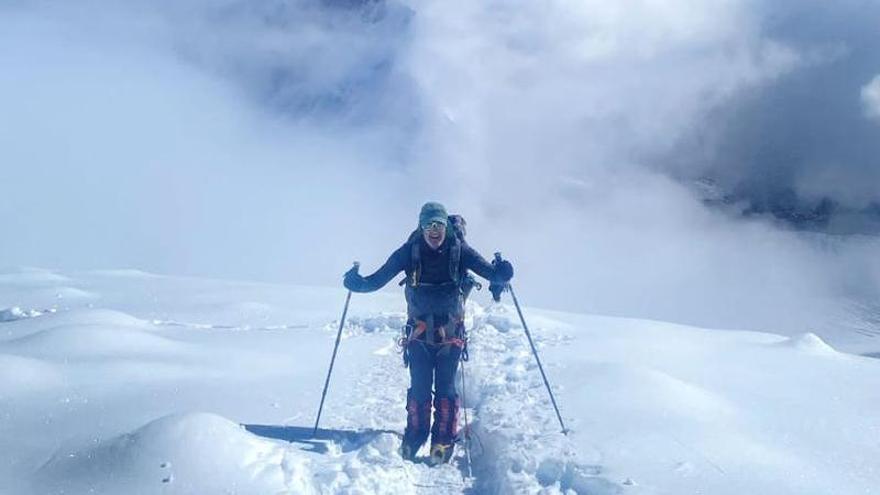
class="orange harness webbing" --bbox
[399,319,466,349]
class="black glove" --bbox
[493,259,513,283]
[489,281,506,302]
[343,265,364,292]
[489,257,512,302]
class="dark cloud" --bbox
[662,0,880,225]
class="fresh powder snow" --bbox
[1,268,878,494]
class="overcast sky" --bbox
[2,0,879,333]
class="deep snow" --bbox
[1,267,878,494]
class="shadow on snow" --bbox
[243,424,401,455]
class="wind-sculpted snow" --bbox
[35,412,316,495]
[0,309,180,358]
[5,324,183,359]
[0,271,878,494]
[0,306,50,322]
[776,332,838,355]
[18,308,148,331]
[0,268,71,286]
[0,268,97,313]
[35,413,467,494]
[0,354,61,394]
[336,312,408,338]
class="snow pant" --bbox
[402,340,462,452]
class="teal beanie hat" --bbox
[419,202,448,228]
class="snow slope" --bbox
[0,268,878,494]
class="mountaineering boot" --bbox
[430,396,460,445]
[399,442,416,461]
[401,395,431,461]
[428,397,459,466]
[429,443,455,465]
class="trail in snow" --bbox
[304,300,627,494]
[307,309,472,493]
[464,304,624,494]
[3,269,880,494]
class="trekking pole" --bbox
[459,360,473,479]
[494,253,568,435]
[312,262,358,438]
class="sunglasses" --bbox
[422,221,447,232]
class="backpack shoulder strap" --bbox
[410,239,421,287]
[449,237,461,284]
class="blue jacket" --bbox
[347,235,505,293]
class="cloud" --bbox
[0,3,413,283]
[400,0,810,199]
[1,0,879,336]
[862,75,880,122]
[383,0,875,333]
[661,0,880,209]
